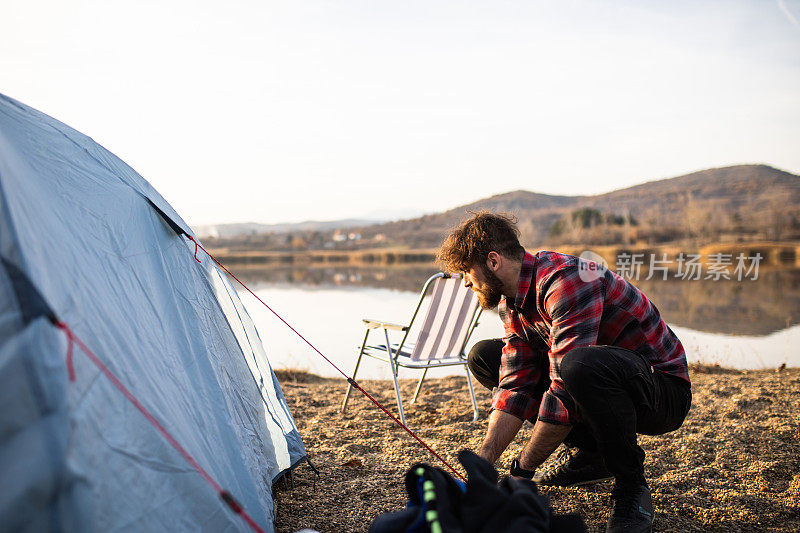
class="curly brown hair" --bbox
[436,211,525,272]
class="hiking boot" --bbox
[606,482,654,533]
[533,446,613,486]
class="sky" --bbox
[2,0,799,226]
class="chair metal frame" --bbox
[340,272,482,425]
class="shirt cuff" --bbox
[536,389,575,426]
[492,387,539,421]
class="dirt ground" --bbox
[272,366,800,532]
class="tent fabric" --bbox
[0,93,306,532]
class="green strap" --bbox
[416,469,443,533]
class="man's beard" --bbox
[474,266,505,310]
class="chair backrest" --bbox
[409,274,480,361]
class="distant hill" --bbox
[204,164,800,251]
[582,164,800,227]
[354,164,800,248]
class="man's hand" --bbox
[477,408,572,476]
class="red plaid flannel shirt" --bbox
[492,250,690,425]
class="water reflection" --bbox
[232,265,800,336]
[634,269,799,336]
[232,264,798,374]
[233,265,440,294]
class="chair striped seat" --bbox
[411,275,479,362]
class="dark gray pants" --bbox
[468,339,692,484]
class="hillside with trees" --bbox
[204,164,800,252]
[354,164,800,249]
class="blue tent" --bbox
[0,93,306,532]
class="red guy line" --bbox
[186,235,466,482]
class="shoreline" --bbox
[271,361,797,381]
[208,241,800,269]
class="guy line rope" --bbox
[186,235,466,483]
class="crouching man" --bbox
[436,212,691,533]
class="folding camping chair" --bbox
[340,272,482,426]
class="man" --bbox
[436,212,691,533]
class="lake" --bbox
[235,265,800,379]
